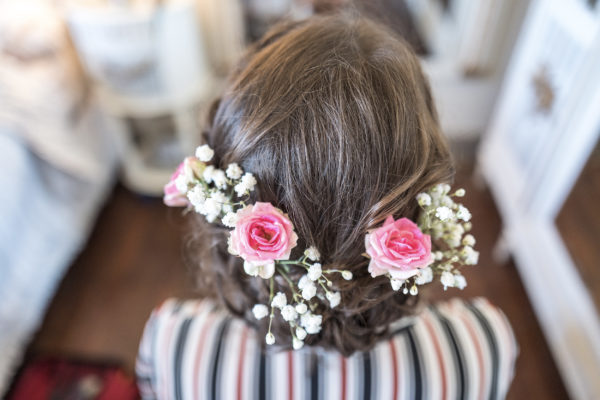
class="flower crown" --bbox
[164,145,478,349]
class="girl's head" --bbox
[189,14,453,355]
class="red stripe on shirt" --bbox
[340,355,347,400]
[288,351,294,400]
[460,312,485,400]
[389,340,398,400]
[236,326,249,400]
[192,312,215,399]
[423,313,447,400]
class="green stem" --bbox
[277,260,301,265]
[318,280,331,294]
[289,325,297,340]
[267,277,275,333]
[277,267,302,302]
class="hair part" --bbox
[186,14,454,356]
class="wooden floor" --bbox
[557,144,600,311]
[23,165,569,399]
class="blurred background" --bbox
[0,0,599,398]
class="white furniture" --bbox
[66,0,245,195]
[407,0,531,140]
[0,2,117,394]
[478,0,600,398]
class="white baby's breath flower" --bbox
[462,234,476,247]
[461,246,479,265]
[307,263,322,281]
[234,183,247,197]
[430,185,442,201]
[252,304,269,320]
[445,232,462,248]
[301,283,317,300]
[234,182,248,198]
[300,312,322,334]
[243,261,259,276]
[295,303,308,315]
[258,262,275,279]
[271,292,287,309]
[265,333,275,345]
[175,174,189,193]
[416,193,432,207]
[187,186,206,209]
[234,173,257,197]
[454,188,466,197]
[441,195,454,207]
[441,183,451,194]
[203,165,215,183]
[409,286,418,296]
[441,271,455,290]
[431,222,445,240]
[221,212,238,228]
[415,267,433,285]
[326,292,341,308]
[241,173,257,191]
[341,270,353,280]
[227,235,238,256]
[292,337,304,350]
[463,222,472,231]
[212,169,227,190]
[456,205,472,222]
[433,251,444,261]
[281,305,298,321]
[222,204,233,214]
[435,206,453,221]
[451,224,465,236]
[210,191,227,204]
[226,163,243,179]
[298,275,309,290]
[194,203,208,216]
[295,326,307,340]
[403,288,409,294]
[195,144,214,162]
[390,279,404,291]
[454,274,467,290]
[304,246,320,261]
[243,260,274,278]
[203,198,221,218]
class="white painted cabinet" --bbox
[478,1,600,398]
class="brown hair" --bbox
[186,14,454,356]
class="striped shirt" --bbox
[136,297,517,400]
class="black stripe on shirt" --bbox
[174,317,193,400]
[309,352,319,400]
[432,307,468,400]
[210,319,231,400]
[362,351,372,400]
[318,353,325,400]
[259,348,267,400]
[407,326,424,400]
[468,303,499,400]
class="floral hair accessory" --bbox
[363,184,478,295]
[165,145,478,348]
[164,145,351,349]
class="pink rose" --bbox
[365,216,432,280]
[163,158,195,207]
[164,157,206,207]
[229,202,298,262]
